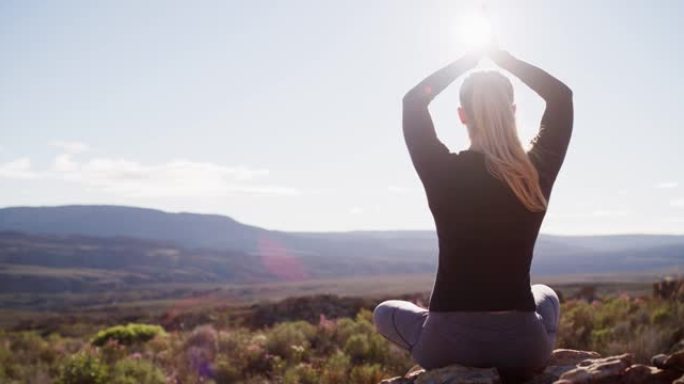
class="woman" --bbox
[373,48,573,380]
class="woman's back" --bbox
[425,148,547,312]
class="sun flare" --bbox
[460,12,495,49]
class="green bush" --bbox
[243,334,272,375]
[109,358,166,384]
[350,363,385,384]
[557,300,594,349]
[590,327,613,349]
[320,350,351,384]
[554,296,684,363]
[91,323,165,347]
[212,357,241,383]
[57,351,108,384]
[344,334,370,362]
[265,321,315,361]
[651,306,671,324]
[283,363,318,384]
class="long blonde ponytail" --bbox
[459,70,547,212]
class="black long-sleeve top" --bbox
[402,53,573,312]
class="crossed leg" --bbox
[531,283,561,351]
[372,299,428,352]
[373,286,560,354]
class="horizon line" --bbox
[1,203,683,237]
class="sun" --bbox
[459,12,495,49]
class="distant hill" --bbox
[0,230,434,293]
[0,205,682,293]
[0,205,274,252]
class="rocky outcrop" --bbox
[379,349,684,384]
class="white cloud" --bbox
[59,158,296,197]
[548,209,631,219]
[0,143,299,198]
[349,207,364,215]
[54,154,79,172]
[387,185,409,194]
[387,185,421,194]
[655,181,679,189]
[0,158,37,179]
[49,140,90,154]
[590,209,630,217]
[671,198,684,208]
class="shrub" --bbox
[282,362,318,384]
[265,321,316,361]
[109,358,166,384]
[185,324,219,376]
[557,300,594,350]
[356,308,374,324]
[320,350,350,384]
[186,325,218,351]
[350,363,385,384]
[651,306,671,325]
[344,334,370,363]
[335,314,376,345]
[212,357,241,383]
[590,327,613,349]
[0,337,11,380]
[91,323,165,347]
[242,334,272,375]
[217,328,251,355]
[57,351,108,384]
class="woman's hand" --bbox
[462,49,485,69]
[486,47,514,67]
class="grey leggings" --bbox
[372,284,560,373]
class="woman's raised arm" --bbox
[402,53,481,189]
[489,49,574,186]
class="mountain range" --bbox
[0,205,682,293]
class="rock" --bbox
[380,377,413,384]
[659,350,684,372]
[652,354,669,368]
[414,364,500,384]
[405,365,425,379]
[378,367,426,384]
[523,350,603,384]
[557,353,633,383]
[378,364,500,384]
[623,364,683,384]
[523,365,577,384]
[548,349,602,366]
[377,349,684,384]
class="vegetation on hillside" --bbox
[1,292,682,383]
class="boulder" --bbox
[653,350,684,372]
[556,353,633,383]
[380,364,500,384]
[378,349,684,384]
[623,364,683,384]
[414,365,501,384]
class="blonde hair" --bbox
[459,70,547,212]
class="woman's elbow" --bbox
[559,82,573,100]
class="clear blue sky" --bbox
[1,0,683,234]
